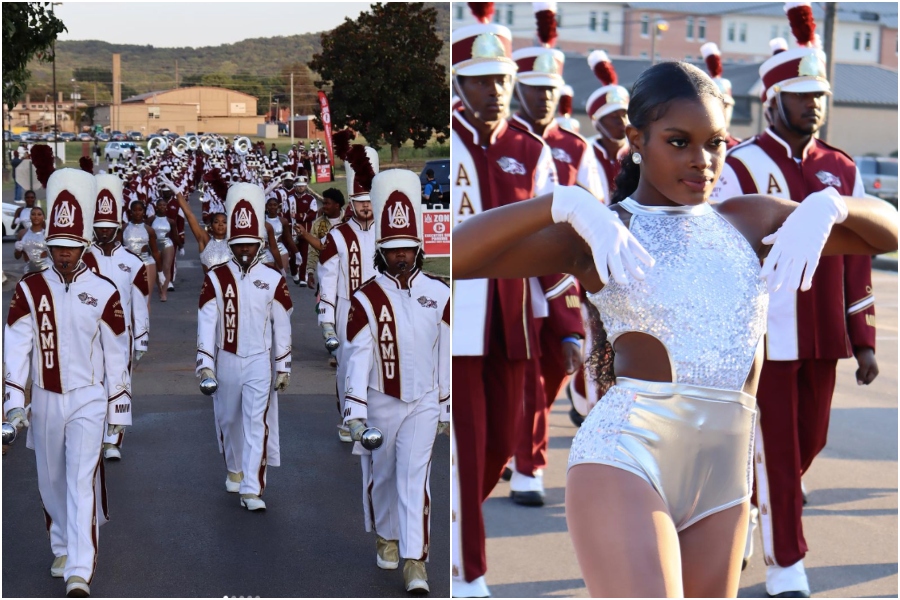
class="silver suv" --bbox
[855,156,897,207]
[105,141,139,161]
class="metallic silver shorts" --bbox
[568,377,756,531]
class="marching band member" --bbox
[317,142,379,443]
[700,42,741,149]
[711,4,878,595]
[299,187,346,289]
[196,183,293,511]
[342,169,450,594]
[123,200,161,308]
[292,168,322,286]
[83,174,151,461]
[586,50,630,202]
[4,168,132,598]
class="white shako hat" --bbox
[225,183,266,245]
[345,145,379,202]
[452,3,517,78]
[296,167,310,185]
[759,2,830,105]
[585,50,629,121]
[511,3,564,88]
[93,174,124,229]
[556,84,580,133]
[372,169,423,250]
[700,42,735,106]
[45,168,97,247]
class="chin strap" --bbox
[774,93,810,138]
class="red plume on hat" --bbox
[558,84,573,116]
[333,129,355,161]
[203,168,229,201]
[469,2,495,24]
[79,156,94,174]
[32,144,56,188]
[347,145,375,193]
[785,2,815,47]
[588,50,618,85]
[700,42,723,78]
[534,3,558,48]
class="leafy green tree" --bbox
[3,2,66,109]
[309,2,448,163]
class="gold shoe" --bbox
[50,555,67,578]
[65,575,90,597]
[240,493,266,511]
[403,559,429,594]
[225,471,243,493]
[376,535,399,570]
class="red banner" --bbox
[318,91,334,167]
[423,210,450,257]
[316,163,332,183]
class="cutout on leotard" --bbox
[613,331,675,383]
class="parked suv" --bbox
[105,141,139,161]
[855,156,898,207]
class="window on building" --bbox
[698,18,707,41]
[782,26,789,39]
[686,16,694,40]
[854,31,861,51]
[557,8,562,27]
[865,32,872,51]
[455,4,463,20]
[602,11,609,32]
[493,7,500,23]
[727,22,735,42]
[771,25,779,41]
[148,107,160,119]
[739,22,747,43]
[640,51,648,58]
[590,11,597,31]
[641,14,649,37]
[506,4,513,25]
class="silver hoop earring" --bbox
[632,152,642,165]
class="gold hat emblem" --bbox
[534,52,559,75]
[473,32,506,59]
[798,53,826,79]
[606,87,629,105]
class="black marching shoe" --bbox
[510,490,545,506]
[767,592,810,598]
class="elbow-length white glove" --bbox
[759,187,848,293]
[551,186,655,285]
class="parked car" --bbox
[105,141,139,161]
[2,201,23,238]
[419,159,450,208]
[855,156,898,207]
[59,132,76,142]
[110,130,127,141]
[77,132,94,142]
[96,132,111,142]
[126,130,143,141]
[165,132,179,141]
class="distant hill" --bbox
[24,2,450,111]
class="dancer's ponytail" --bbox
[611,153,640,205]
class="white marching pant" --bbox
[214,350,275,495]
[334,297,351,412]
[29,384,107,582]
[365,389,440,561]
[103,332,133,447]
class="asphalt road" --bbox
[480,270,897,598]
[0,196,450,598]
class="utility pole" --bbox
[175,59,179,89]
[649,18,669,65]
[820,2,837,142]
[290,72,295,147]
[51,2,61,140]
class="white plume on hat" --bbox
[769,37,789,54]
[372,169,423,249]
[45,168,97,247]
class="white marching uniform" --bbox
[4,264,132,582]
[84,242,150,447]
[343,270,451,560]
[196,259,293,496]
[316,218,377,407]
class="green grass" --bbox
[424,257,449,279]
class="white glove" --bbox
[346,418,366,442]
[6,407,28,430]
[14,240,24,251]
[107,424,125,436]
[158,174,179,195]
[274,372,290,392]
[437,421,450,437]
[759,187,848,293]
[551,186,655,285]
[198,367,216,381]
[263,179,281,196]
[294,252,303,267]
[179,247,185,257]
[133,350,145,363]
[322,322,337,341]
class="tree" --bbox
[309,2,448,163]
[3,2,66,109]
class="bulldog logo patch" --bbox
[417,296,438,309]
[816,171,841,188]
[118,263,132,273]
[78,292,98,307]
[497,157,526,175]
[551,147,573,164]
[253,280,270,290]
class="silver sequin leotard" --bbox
[568,198,768,531]
[21,227,50,273]
[123,222,154,265]
[151,216,173,250]
[200,237,231,270]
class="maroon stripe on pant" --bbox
[754,357,837,567]
[454,348,526,583]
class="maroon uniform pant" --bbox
[453,330,526,582]
[515,328,569,476]
[754,358,837,567]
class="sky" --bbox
[55,2,373,48]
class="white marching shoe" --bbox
[376,535,400,570]
[240,494,266,511]
[102,443,121,460]
[509,469,545,506]
[453,575,490,598]
[50,555,67,577]
[743,505,759,570]
[225,471,243,493]
[404,559,429,594]
[766,559,810,598]
[65,575,90,597]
